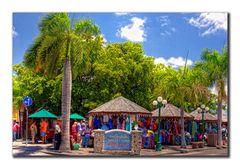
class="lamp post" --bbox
[197,105,209,142]
[153,97,167,151]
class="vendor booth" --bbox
[190,110,218,141]
[88,96,152,149]
[28,109,58,142]
[88,96,152,131]
[151,104,194,146]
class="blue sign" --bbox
[104,130,132,151]
[23,96,33,106]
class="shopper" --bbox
[30,121,37,144]
[54,120,61,150]
[40,119,48,144]
[222,125,228,146]
[71,122,77,141]
[12,120,19,141]
[77,121,82,143]
[81,124,91,148]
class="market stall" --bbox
[28,109,58,142]
[88,96,152,132]
[190,109,218,140]
[151,104,194,145]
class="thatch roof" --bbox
[191,110,228,123]
[212,112,228,123]
[88,96,151,116]
[151,104,193,119]
[190,110,217,122]
[222,112,228,123]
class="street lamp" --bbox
[197,105,209,142]
[153,96,167,151]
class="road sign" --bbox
[23,96,33,106]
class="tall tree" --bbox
[13,64,62,114]
[153,65,209,148]
[24,13,102,151]
[194,47,228,148]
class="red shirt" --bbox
[72,124,77,134]
[13,123,19,132]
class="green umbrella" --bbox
[70,113,85,120]
[28,109,58,119]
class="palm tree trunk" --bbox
[59,57,72,151]
[217,99,222,148]
[180,106,186,148]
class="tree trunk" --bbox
[180,106,186,148]
[217,99,222,148]
[59,57,72,151]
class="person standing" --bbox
[222,125,228,146]
[71,122,77,141]
[77,121,82,143]
[30,121,37,144]
[54,120,61,150]
[82,124,91,148]
[12,120,19,141]
[40,119,48,144]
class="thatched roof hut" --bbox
[222,112,228,123]
[88,96,151,117]
[151,103,193,119]
[212,112,228,123]
[190,110,217,122]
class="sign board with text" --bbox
[104,130,131,151]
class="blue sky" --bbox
[13,12,228,68]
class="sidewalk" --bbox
[12,140,228,157]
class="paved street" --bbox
[12,140,228,157]
[13,141,54,157]
[163,148,228,157]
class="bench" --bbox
[192,141,204,149]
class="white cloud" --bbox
[12,26,18,38]
[158,16,170,27]
[115,12,129,16]
[154,56,193,68]
[160,29,175,36]
[188,13,227,36]
[158,16,176,36]
[116,17,146,42]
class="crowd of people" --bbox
[13,118,228,150]
[70,121,92,149]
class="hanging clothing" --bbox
[89,116,93,128]
[125,117,130,131]
[103,115,109,123]
[93,117,101,129]
[131,115,136,122]
[122,119,126,130]
[117,117,120,129]
[108,118,113,130]
[165,120,171,131]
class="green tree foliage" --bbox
[22,13,103,151]
[13,64,62,114]
[193,46,228,148]
[153,64,210,147]
[13,12,228,150]
[70,42,155,115]
[153,65,210,111]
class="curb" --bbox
[168,146,224,153]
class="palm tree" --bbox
[194,47,228,148]
[153,65,209,148]
[24,13,102,150]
